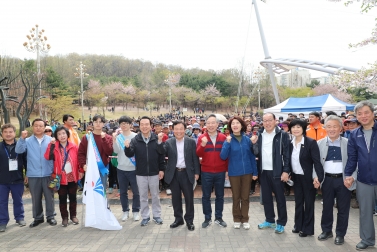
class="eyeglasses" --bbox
[262,119,274,123]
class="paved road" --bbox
[0,200,375,252]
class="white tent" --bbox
[263,94,355,120]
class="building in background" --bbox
[275,68,311,87]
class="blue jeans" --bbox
[117,169,140,212]
[0,183,24,225]
[201,171,225,220]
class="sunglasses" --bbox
[44,130,52,133]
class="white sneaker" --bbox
[166,189,172,195]
[121,211,129,221]
[233,222,241,229]
[133,212,140,221]
[242,222,250,230]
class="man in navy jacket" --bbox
[344,101,377,251]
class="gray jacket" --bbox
[316,136,357,191]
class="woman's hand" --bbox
[226,135,232,143]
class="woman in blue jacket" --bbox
[220,116,258,230]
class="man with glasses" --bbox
[113,116,140,222]
[252,112,290,234]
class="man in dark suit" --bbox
[164,121,200,231]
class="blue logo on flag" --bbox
[93,178,105,197]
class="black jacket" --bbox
[163,136,200,185]
[289,136,324,183]
[0,140,27,184]
[124,132,165,176]
[252,127,290,178]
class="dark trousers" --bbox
[260,170,287,226]
[321,176,351,237]
[251,177,259,191]
[108,162,118,188]
[28,177,55,220]
[201,171,225,220]
[0,184,24,225]
[117,169,140,212]
[170,169,194,223]
[293,174,316,235]
[229,174,252,222]
[58,182,78,219]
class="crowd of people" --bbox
[1,100,377,250]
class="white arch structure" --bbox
[252,0,359,105]
[260,58,359,75]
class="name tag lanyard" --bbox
[59,145,70,173]
[3,143,17,160]
[3,143,18,171]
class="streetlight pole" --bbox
[23,24,51,119]
[74,62,89,121]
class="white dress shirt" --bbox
[323,136,343,174]
[261,129,275,171]
[291,136,304,175]
[176,138,186,168]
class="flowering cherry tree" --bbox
[334,61,377,94]
[202,83,221,111]
[313,84,353,102]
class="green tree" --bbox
[306,79,320,89]
[40,96,77,121]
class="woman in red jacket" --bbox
[44,126,83,227]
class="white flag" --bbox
[82,136,122,230]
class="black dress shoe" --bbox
[334,236,344,245]
[318,231,333,241]
[47,218,57,226]
[29,219,44,228]
[292,229,300,233]
[186,222,195,231]
[170,220,184,228]
[299,231,308,237]
[356,241,369,250]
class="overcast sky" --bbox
[1,0,376,77]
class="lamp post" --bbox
[74,62,89,121]
[23,24,51,119]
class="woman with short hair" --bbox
[44,126,83,227]
[289,119,324,237]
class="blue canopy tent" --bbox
[264,94,355,119]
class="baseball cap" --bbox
[192,123,201,130]
[343,118,358,125]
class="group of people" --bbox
[1,101,377,251]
